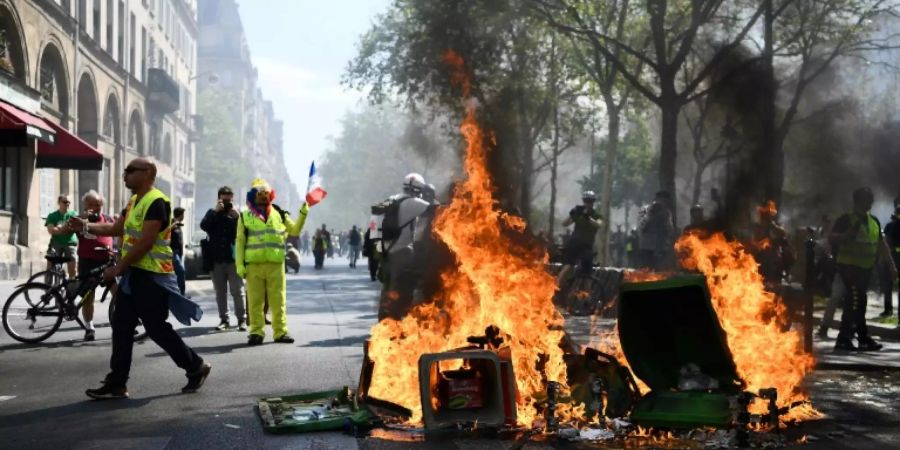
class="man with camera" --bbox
[556,191,603,286]
[75,190,114,341]
[200,186,246,331]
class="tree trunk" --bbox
[517,95,534,221]
[548,103,560,236]
[691,161,706,205]
[599,110,621,266]
[658,99,680,224]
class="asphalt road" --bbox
[2,255,900,449]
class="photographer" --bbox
[200,186,246,331]
[76,190,114,341]
[556,191,603,286]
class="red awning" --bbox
[37,120,103,171]
[0,101,56,144]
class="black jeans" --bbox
[107,269,203,387]
[836,264,873,342]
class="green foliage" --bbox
[581,114,656,209]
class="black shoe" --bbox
[215,320,230,331]
[237,322,247,332]
[857,337,883,352]
[816,327,829,339]
[86,382,129,400]
[84,329,96,341]
[247,334,264,346]
[265,318,271,325]
[182,363,212,393]
[834,339,857,351]
[274,334,295,344]
[878,311,893,318]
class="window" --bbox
[117,1,124,63]
[93,0,101,41]
[39,169,56,218]
[129,13,136,76]
[106,0,114,53]
[78,0,87,30]
[0,147,20,212]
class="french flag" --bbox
[306,161,328,207]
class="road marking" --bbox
[0,395,15,402]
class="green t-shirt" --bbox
[45,210,78,247]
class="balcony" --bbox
[146,68,180,114]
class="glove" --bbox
[236,265,246,279]
[299,202,310,216]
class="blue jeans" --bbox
[173,254,186,295]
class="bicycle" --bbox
[558,254,604,316]
[3,248,117,343]
[23,251,71,307]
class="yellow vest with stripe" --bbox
[122,188,174,273]
[241,209,287,263]
[836,213,880,269]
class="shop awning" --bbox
[37,120,103,171]
[0,101,56,145]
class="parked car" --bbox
[184,241,209,280]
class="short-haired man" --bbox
[76,190,114,341]
[70,157,209,399]
[201,186,246,331]
[45,194,78,278]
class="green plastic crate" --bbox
[257,389,374,434]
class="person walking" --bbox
[75,190,115,341]
[556,191,603,287]
[348,225,362,268]
[882,206,900,319]
[235,178,310,345]
[171,207,187,295]
[313,228,328,269]
[200,186,246,331]
[829,187,898,351]
[45,194,78,278]
[363,226,380,281]
[71,157,209,399]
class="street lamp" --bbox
[188,71,219,84]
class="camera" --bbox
[222,201,233,212]
[87,211,101,223]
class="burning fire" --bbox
[675,232,817,419]
[365,51,568,426]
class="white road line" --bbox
[0,395,16,402]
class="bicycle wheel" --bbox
[3,283,64,343]
[23,270,64,306]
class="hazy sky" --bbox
[236,0,392,189]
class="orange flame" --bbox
[757,200,778,218]
[675,232,817,419]
[365,51,568,426]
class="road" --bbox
[2,255,900,449]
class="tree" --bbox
[345,0,564,221]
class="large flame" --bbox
[365,51,567,426]
[676,232,817,419]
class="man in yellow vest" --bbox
[69,157,209,399]
[236,178,309,345]
[829,187,898,352]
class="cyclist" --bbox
[45,194,78,279]
[76,190,115,341]
[557,191,603,287]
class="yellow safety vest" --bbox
[836,213,880,269]
[121,188,174,273]
[241,209,288,264]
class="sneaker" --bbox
[237,322,247,332]
[857,337,883,352]
[84,329,96,341]
[86,382,129,400]
[834,339,857,352]
[216,320,230,331]
[182,363,212,393]
[274,334,295,344]
[247,334,264,346]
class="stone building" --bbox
[0,0,198,279]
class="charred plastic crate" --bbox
[619,275,743,429]
[418,348,517,429]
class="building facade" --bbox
[196,0,299,219]
[0,0,198,279]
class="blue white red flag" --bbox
[306,161,328,206]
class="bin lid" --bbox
[618,275,741,393]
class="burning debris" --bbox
[350,52,820,447]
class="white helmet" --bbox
[403,172,426,193]
[582,190,597,202]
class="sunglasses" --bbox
[60,200,70,205]
[123,167,148,175]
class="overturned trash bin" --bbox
[618,275,743,429]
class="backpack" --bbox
[371,196,410,242]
